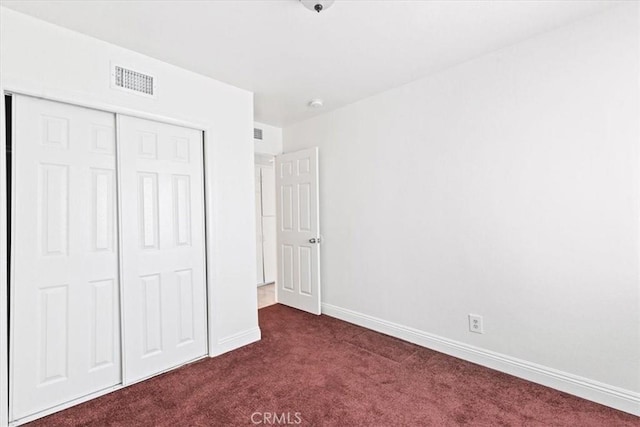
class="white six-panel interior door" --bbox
[275,147,321,315]
[9,95,208,421]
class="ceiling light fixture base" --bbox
[300,0,335,14]
[308,99,324,109]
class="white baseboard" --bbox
[321,303,640,417]
[212,327,261,357]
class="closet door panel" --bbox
[119,115,207,384]
[11,96,121,421]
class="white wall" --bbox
[254,121,283,156]
[0,7,259,425]
[284,4,639,413]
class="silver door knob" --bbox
[309,237,321,244]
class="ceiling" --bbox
[1,0,618,127]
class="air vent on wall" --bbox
[254,128,263,140]
[111,64,156,97]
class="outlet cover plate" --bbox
[469,314,484,334]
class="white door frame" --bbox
[0,83,221,427]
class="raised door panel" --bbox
[11,95,121,421]
[91,169,116,252]
[140,274,163,357]
[38,285,69,385]
[173,175,192,247]
[138,172,160,250]
[176,269,195,345]
[90,279,117,371]
[119,115,207,385]
[38,164,69,256]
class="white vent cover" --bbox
[254,128,263,140]
[111,64,156,97]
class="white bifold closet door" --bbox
[118,115,208,384]
[11,96,121,420]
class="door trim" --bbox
[0,94,10,427]
[114,114,127,384]
[0,86,220,425]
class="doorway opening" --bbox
[255,155,277,309]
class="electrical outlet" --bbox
[469,314,484,334]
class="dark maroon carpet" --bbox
[29,304,637,426]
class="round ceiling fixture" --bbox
[300,0,335,14]
[308,99,324,109]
